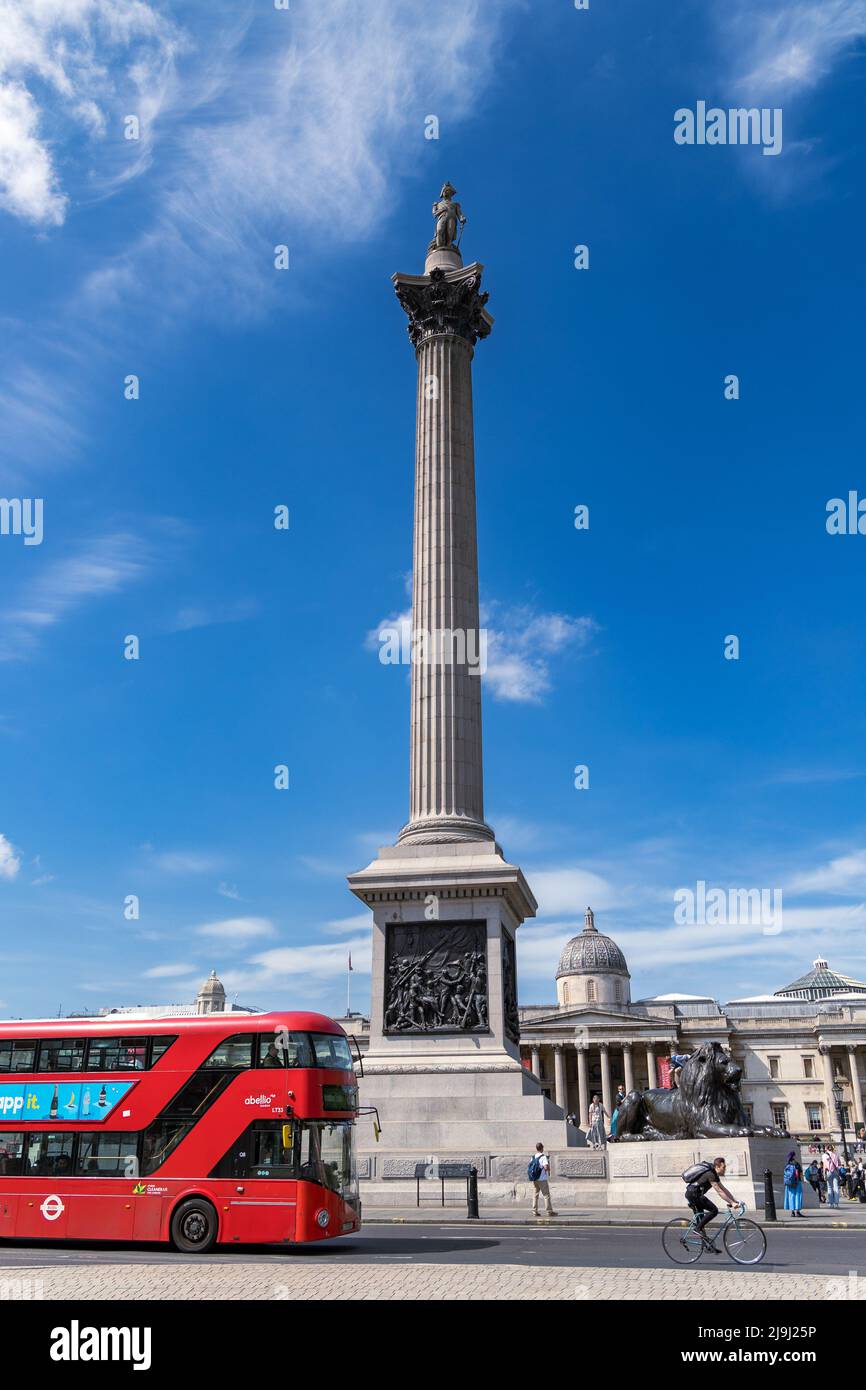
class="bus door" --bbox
[0,1133,22,1236]
[16,1133,73,1240]
[221,1121,297,1245]
[66,1134,139,1241]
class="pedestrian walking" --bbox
[528,1142,557,1218]
[783,1150,804,1218]
[804,1160,825,1204]
[824,1144,842,1208]
[587,1094,608,1149]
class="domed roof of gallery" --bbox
[774,957,866,1001]
[555,908,630,979]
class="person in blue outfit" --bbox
[783,1150,804,1218]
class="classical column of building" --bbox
[599,1041,612,1117]
[645,1044,657,1089]
[553,1044,567,1109]
[818,1042,836,1130]
[576,1043,590,1127]
[622,1042,635,1094]
[530,1045,541,1079]
[848,1045,865,1128]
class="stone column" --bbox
[576,1043,590,1128]
[623,1042,635,1094]
[553,1045,567,1110]
[530,1045,541,1079]
[848,1046,865,1128]
[393,249,495,845]
[600,1042,612,1118]
[819,1043,836,1133]
[645,1044,657,1090]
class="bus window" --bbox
[310,1034,353,1071]
[141,1120,193,1175]
[38,1039,87,1073]
[201,1035,253,1070]
[258,1031,312,1069]
[150,1036,177,1066]
[249,1121,296,1178]
[0,1132,24,1175]
[87,1038,147,1071]
[0,1041,35,1073]
[26,1132,74,1176]
[76,1133,139,1176]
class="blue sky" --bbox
[1,0,865,1020]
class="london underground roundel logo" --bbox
[40,1195,65,1222]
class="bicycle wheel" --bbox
[662,1217,704,1264]
[723,1217,766,1265]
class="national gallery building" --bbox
[517,909,866,1141]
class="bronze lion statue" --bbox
[614,1041,788,1141]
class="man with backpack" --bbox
[682,1157,737,1252]
[528,1142,557,1217]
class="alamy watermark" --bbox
[674,880,783,936]
[0,498,43,545]
[378,622,488,675]
[674,102,783,157]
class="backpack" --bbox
[682,1161,714,1186]
[528,1155,543,1181]
[784,1162,799,1189]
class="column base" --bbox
[397,813,495,846]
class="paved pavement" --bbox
[366,1203,866,1228]
[1,1223,863,1299]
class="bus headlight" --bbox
[315,1209,331,1229]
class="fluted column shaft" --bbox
[407,334,484,831]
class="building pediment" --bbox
[522,1005,676,1036]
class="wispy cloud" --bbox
[142,962,199,979]
[787,848,866,896]
[153,850,223,875]
[193,916,276,943]
[0,531,149,662]
[725,0,866,94]
[0,0,183,227]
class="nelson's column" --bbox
[348,186,577,1196]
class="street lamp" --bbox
[831,1081,850,1163]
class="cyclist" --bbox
[683,1157,738,1253]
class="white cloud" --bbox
[193,916,276,943]
[0,531,149,661]
[143,962,199,979]
[0,834,22,881]
[217,882,240,901]
[0,0,183,227]
[246,936,372,984]
[369,603,596,704]
[527,866,619,917]
[319,914,372,937]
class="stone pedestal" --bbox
[606,1136,792,1209]
[348,839,580,1197]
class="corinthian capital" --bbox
[393,264,492,351]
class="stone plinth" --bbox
[606,1136,792,1209]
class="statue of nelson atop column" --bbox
[429,181,466,252]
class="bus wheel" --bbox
[170,1198,218,1253]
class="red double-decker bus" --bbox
[0,1011,361,1250]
